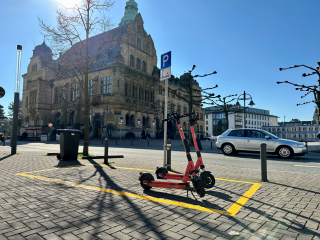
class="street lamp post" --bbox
[11,45,22,154]
[236,91,255,128]
[49,79,54,141]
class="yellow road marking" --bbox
[16,164,261,216]
[226,183,262,216]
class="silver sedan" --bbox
[215,129,306,159]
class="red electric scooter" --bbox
[155,114,215,188]
[139,113,206,197]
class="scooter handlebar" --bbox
[162,112,195,122]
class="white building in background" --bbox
[204,106,279,136]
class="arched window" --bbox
[146,117,150,127]
[25,116,29,127]
[142,116,146,127]
[130,55,134,67]
[70,111,75,125]
[130,115,134,126]
[196,125,199,132]
[36,116,41,126]
[126,114,130,125]
[142,61,146,72]
[136,58,140,70]
[55,113,61,125]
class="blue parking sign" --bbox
[161,51,171,69]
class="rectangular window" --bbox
[31,64,37,72]
[30,91,37,104]
[26,97,28,108]
[159,85,162,95]
[89,80,93,95]
[184,107,187,114]
[132,86,135,99]
[177,106,181,115]
[125,83,128,97]
[70,83,78,101]
[137,38,141,49]
[101,76,111,94]
[200,113,203,120]
[54,87,63,104]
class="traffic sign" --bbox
[160,51,171,81]
[48,123,53,127]
[161,51,171,69]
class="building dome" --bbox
[32,41,52,58]
[119,0,138,26]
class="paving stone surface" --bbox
[0,145,320,240]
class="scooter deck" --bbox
[143,180,190,189]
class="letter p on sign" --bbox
[161,51,171,70]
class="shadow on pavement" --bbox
[0,154,13,162]
[55,159,83,168]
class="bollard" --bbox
[3,138,5,146]
[131,137,133,145]
[104,138,108,164]
[260,143,268,182]
[305,142,308,154]
[166,139,171,171]
[211,141,212,149]
[148,139,149,146]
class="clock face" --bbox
[0,87,5,98]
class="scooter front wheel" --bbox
[201,172,215,188]
[192,178,205,198]
[155,167,168,179]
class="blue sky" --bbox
[1,0,320,122]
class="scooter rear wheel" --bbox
[201,172,215,189]
[140,173,154,191]
[192,178,205,198]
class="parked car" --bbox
[205,135,216,141]
[215,128,306,159]
[317,131,320,139]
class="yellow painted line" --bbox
[16,164,262,216]
[16,172,230,215]
[226,183,262,217]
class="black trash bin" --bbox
[57,129,81,160]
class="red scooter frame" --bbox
[155,115,215,188]
[139,113,205,197]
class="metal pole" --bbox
[120,123,121,143]
[163,79,168,167]
[166,139,171,170]
[243,91,246,128]
[11,45,22,155]
[260,143,268,182]
[104,138,108,164]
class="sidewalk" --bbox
[0,147,319,240]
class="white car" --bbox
[215,129,306,159]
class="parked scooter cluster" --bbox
[139,112,215,198]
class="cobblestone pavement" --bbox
[0,145,319,240]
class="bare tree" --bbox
[204,94,246,130]
[277,62,320,123]
[169,65,219,145]
[38,0,115,155]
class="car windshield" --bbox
[260,129,278,139]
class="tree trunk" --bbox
[83,9,90,156]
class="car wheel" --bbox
[277,146,293,159]
[222,143,235,155]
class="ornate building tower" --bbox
[119,0,138,26]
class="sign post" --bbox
[160,51,171,168]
